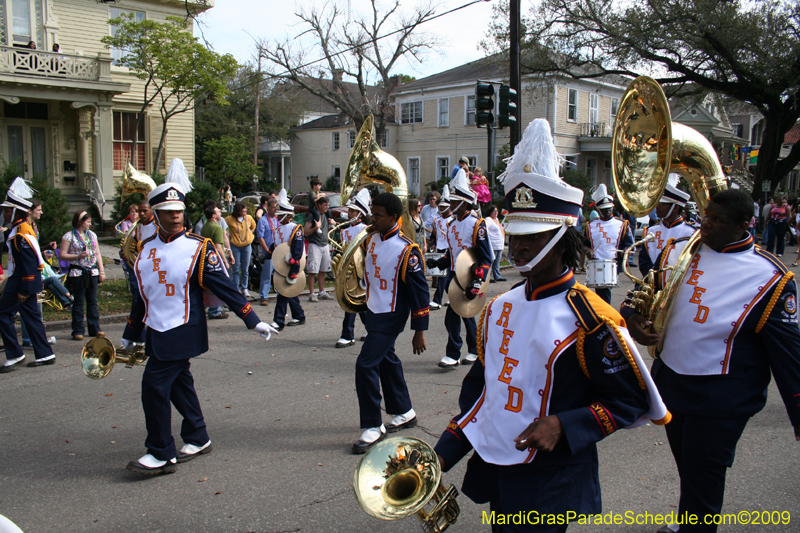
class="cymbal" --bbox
[454,248,491,294]
[447,276,487,318]
[272,242,306,277]
[273,270,306,298]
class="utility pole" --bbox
[509,0,521,153]
[253,51,262,168]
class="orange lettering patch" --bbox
[497,356,518,384]
[505,386,523,413]
[496,302,513,327]
[685,254,708,323]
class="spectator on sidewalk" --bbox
[116,204,138,235]
[304,195,334,302]
[255,198,278,306]
[484,205,506,282]
[201,203,232,320]
[60,211,105,341]
[225,201,256,298]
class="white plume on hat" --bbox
[667,173,680,188]
[1,177,36,209]
[450,168,476,202]
[591,183,614,209]
[347,188,372,216]
[165,158,193,194]
[439,184,451,206]
[499,119,564,185]
[276,188,294,214]
[499,118,583,237]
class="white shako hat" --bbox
[439,184,451,207]
[165,158,194,194]
[148,183,185,211]
[450,168,476,203]
[1,177,35,210]
[660,173,690,206]
[591,183,615,210]
[275,189,294,216]
[346,188,372,216]
[498,118,584,235]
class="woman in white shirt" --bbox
[483,205,506,282]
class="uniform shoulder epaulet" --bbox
[567,284,647,390]
[185,232,205,242]
[566,284,623,334]
[17,221,36,237]
[753,247,789,274]
[398,232,415,246]
[138,233,157,252]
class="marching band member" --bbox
[0,178,56,372]
[434,119,668,532]
[270,190,306,331]
[426,171,493,368]
[584,184,633,304]
[352,193,429,454]
[335,189,370,348]
[638,175,696,276]
[121,183,277,475]
[425,185,453,310]
[623,189,800,533]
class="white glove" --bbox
[120,338,133,350]
[254,321,279,341]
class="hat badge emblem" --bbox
[512,186,538,209]
[166,188,180,201]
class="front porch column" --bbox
[93,102,114,221]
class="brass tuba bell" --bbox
[613,76,727,356]
[334,116,415,314]
[81,336,147,380]
[117,163,157,269]
[354,436,460,532]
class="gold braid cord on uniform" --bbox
[476,295,501,366]
[198,238,210,289]
[400,243,425,283]
[755,271,795,333]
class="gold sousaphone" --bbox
[354,436,460,532]
[334,116,415,314]
[81,336,146,380]
[117,163,158,269]
[612,76,727,356]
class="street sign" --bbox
[762,182,770,192]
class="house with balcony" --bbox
[0,0,211,219]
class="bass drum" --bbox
[585,259,618,288]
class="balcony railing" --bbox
[0,46,111,82]
[579,122,612,137]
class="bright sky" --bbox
[197,0,497,81]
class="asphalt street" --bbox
[1,272,798,533]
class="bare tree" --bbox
[257,0,439,132]
[484,0,800,195]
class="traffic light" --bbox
[498,85,519,129]
[475,82,495,127]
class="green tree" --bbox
[485,0,800,196]
[203,135,260,190]
[102,15,238,172]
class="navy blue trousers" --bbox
[69,279,100,337]
[272,294,305,326]
[124,263,146,343]
[0,291,53,361]
[664,411,750,533]
[432,268,449,305]
[340,312,366,341]
[141,356,209,461]
[444,304,477,359]
[355,329,412,428]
